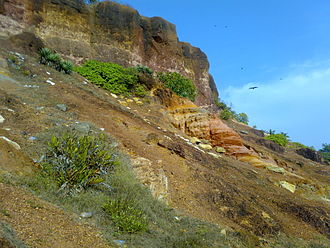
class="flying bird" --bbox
[249,86,258,90]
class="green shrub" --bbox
[220,109,233,120]
[288,142,314,150]
[265,133,289,147]
[39,48,52,65]
[135,65,153,76]
[158,72,197,101]
[214,99,228,110]
[41,133,118,192]
[47,53,61,68]
[103,197,148,234]
[216,99,249,124]
[75,60,149,96]
[234,112,249,124]
[39,48,73,74]
[319,143,330,162]
[59,60,73,74]
[133,84,148,97]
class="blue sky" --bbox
[108,0,330,149]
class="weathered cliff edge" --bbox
[0,0,218,108]
[0,0,290,165]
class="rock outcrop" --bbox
[296,148,324,163]
[154,88,253,157]
[0,0,218,108]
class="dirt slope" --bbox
[0,45,329,247]
[0,182,111,248]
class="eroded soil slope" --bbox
[0,43,329,246]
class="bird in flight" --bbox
[249,86,258,90]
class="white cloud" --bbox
[222,66,330,149]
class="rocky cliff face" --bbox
[154,88,253,158]
[0,0,218,108]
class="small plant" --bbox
[319,143,330,162]
[234,112,249,124]
[103,198,148,234]
[133,84,148,97]
[265,133,289,147]
[158,72,197,101]
[39,48,52,65]
[47,53,61,68]
[220,109,233,120]
[42,133,117,192]
[38,48,73,74]
[59,60,73,74]
[215,99,249,124]
[135,65,153,76]
[268,129,276,135]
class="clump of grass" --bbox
[0,221,28,248]
[41,133,118,193]
[103,197,148,234]
[39,48,73,74]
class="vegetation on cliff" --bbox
[215,99,249,124]
[42,133,118,192]
[265,133,289,147]
[157,72,197,101]
[75,60,200,101]
[39,48,73,74]
[319,143,330,162]
[74,60,148,97]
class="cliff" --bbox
[1,1,330,247]
[0,0,218,108]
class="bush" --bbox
[288,142,314,150]
[103,197,148,234]
[39,48,52,65]
[158,72,197,101]
[235,113,249,124]
[319,143,330,162]
[133,84,148,97]
[135,65,153,76]
[220,109,233,120]
[216,99,249,124]
[47,53,61,68]
[41,133,118,192]
[265,133,289,147]
[75,60,149,97]
[59,60,73,74]
[39,48,73,74]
